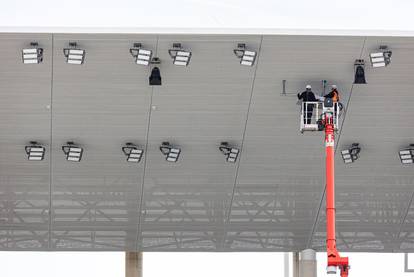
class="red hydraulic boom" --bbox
[321,99,349,277]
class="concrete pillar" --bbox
[292,252,299,277]
[126,252,143,277]
[284,253,290,277]
[299,249,317,277]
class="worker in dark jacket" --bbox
[298,85,317,124]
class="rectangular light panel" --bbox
[166,148,181,162]
[27,146,45,161]
[370,52,386,68]
[399,149,413,165]
[226,148,240,163]
[136,49,152,65]
[240,50,256,66]
[173,51,191,66]
[22,48,42,64]
[66,147,83,162]
[127,148,143,163]
[66,49,85,65]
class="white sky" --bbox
[1,0,414,35]
[0,1,412,276]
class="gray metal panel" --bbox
[311,37,414,252]
[0,33,412,251]
[0,34,52,249]
[226,36,365,251]
[51,34,156,250]
[140,35,261,250]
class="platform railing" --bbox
[300,101,339,132]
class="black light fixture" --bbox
[354,59,366,84]
[63,42,85,65]
[399,144,414,165]
[341,143,361,164]
[62,141,83,162]
[219,142,240,163]
[122,143,144,163]
[25,141,45,161]
[22,42,43,64]
[149,66,162,86]
[159,142,181,162]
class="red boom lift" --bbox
[301,98,350,277]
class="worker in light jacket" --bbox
[297,85,317,124]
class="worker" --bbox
[324,85,342,114]
[324,85,340,102]
[297,85,317,124]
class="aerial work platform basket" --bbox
[300,101,339,133]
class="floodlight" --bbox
[63,42,85,65]
[22,42,43,64]
[62,141,83,162]
[354,59,366,84]
[369,46,392,68]
[159,142,181,162]
[25,141,45,161]
[122,143,144,163]
[399,144,414,165]
[129,43,153,65]
[168,43,191,66]
[233,43,257,66]
[219,142,240,163]
[340,143,360,164]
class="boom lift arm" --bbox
[321,100,349,277]
[300,98,349,277]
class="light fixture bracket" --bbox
[168,43,183,58]
[233,44,247,58]
[150,57,161,64]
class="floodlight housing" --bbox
[399,144,414,165]
[149,67,162,86]
[233,43,257,66]
[168,43,191,66]
[341,143,361,164]
[130,43,153,66]
[219,142,240,163]
[354,59,367,84]
[25,141,45,161]
[369,46,392,68]
[63,42,85,65]
[62,141,83,162]
[122,143,144,163]
[22,42,43,64]
[159,142,181,162]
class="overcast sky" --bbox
[0,0,413,276]
[1,0,414,34]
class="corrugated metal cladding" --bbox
[0,33,413,251]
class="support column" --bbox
[126,252,143,277]
[292,252,299,277]
[299,249,316,277]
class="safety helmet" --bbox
[306,85,312,89]
[331,85,337,89]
